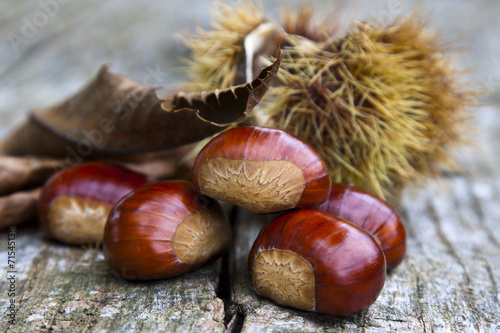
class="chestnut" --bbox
[103,180,231,280]
[192,126,331,214]
[315,184,406,270]
[248,209,386,316]
[39,162,154,245]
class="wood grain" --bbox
[0,229,226,332]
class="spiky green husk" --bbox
[181,0,266,91]
[182,2,475,198]
[255,16,474,198]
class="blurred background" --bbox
[0,0,499,139]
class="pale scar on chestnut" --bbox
[173,210,231,263]
[197,158,306,214]
[48,195,111,244]
[253,249,315,310]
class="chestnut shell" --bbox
[192,126,331,214]
[248,209,386,316]
[39,162,154,244]
[103,180,231,280]
[315,184,406,270]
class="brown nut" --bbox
[192,126,331,214]
[103,180,231,280]
[248,209,386,316]
[39,162,154,244]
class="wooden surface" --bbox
[1,1,500,332]
[1,229,226,332]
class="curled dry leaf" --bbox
[0,156,64,228]
[0,51,281,157]
[0,156,65,196]
[0,188,41,229]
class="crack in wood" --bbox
[217,205,246,333]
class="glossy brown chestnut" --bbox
[248,209,386,316]
[315,184,406,270]
[103,180,231,280]
[192,126,331,214]
[39,162,154,245]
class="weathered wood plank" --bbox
[0,228,226,332]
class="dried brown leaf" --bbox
[0,156,65,196]
[0,53,280,156]
[0,188,41,229]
